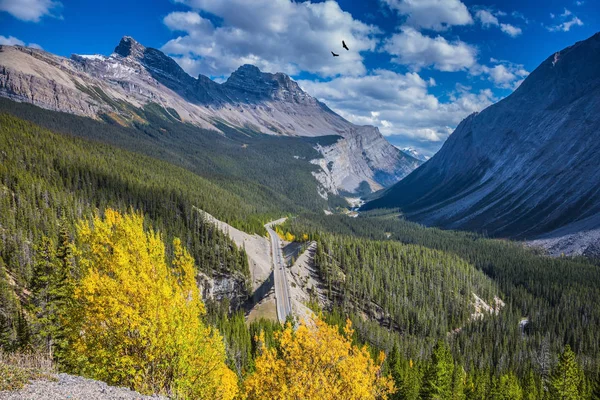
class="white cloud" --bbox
[0,35,44,49]
[512,11,529,24]
[548,16,583,32]
[475,9,522,37]
[383,27,477,72]
[162,0,379,78]
[0,0,61,22]
[298,69,496,155]
[381,0,473,31]
[547,8,584,32]
[475,10,498,27]
[500,23,522,37]
[472,59,529,89]
[0,35,24,46]
[576,1,584,5]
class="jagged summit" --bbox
[114,36,146,59]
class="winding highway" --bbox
[266,223,293,323]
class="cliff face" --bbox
[364,32,600,251]
[0,37,420,194]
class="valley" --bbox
[0,21,599,400]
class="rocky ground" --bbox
[0,373,167,400]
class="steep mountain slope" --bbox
[0,37,420,194]
[364,32,600,248]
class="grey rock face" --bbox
[365,32,600,252]
[196,271,248,311]
[0,37,421,194]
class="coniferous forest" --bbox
[1,102,600,399]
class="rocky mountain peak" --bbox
[223,64,307,102]
[114,36,146,59]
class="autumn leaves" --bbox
[59,209,395,400]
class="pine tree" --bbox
[591,373,600,400]
[451,364,466,400]
[522,369,541,400]
[549,345,582,400]
[30,236,58,355]
[420,341,455,400]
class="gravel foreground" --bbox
[0,374,167,400]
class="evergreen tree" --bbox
[421,341,455,400]
[30,236,58,355]
[451,364,466,400]
[591,373,600,400]
[389,343,421,400]
[549,345,582,400]
[522,369,541,400]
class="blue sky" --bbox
[1,0,599,156]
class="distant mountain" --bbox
[0,36,421,195]
[400,147,430,162]
[364,32,600,255]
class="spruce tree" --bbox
[522,369,541,400]
[549,345,582,400]
[421,341,455,400]
[30,236,57,354]
[591,373,600,400]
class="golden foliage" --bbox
[284,232,295,242]
[244,317,395,400]
[62,209,237,399]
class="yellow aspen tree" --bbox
[284,232,295,242]
[244,317,395,400]
[62,209,237,399]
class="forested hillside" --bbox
[0,98,348,214]
[279,212,600,396]
[0,114,256,349]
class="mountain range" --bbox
[0,36,420,196]
[365,32,600,256]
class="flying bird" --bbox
[331,51,339,57]
[342,40,349,51]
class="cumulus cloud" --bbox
[475,10,498,27]
[298,69,496,155]
[475,9,522,37]
[162,0,379,78]
[381,0,473,31]
[0,0,62,22]
[547,8,583,32]
[548,16,583,32]
[383,27,477,72]
[472,59,529,89]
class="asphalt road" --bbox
[266,224,293,323]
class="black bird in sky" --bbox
[331,51,339,57]
[342,40,349,51]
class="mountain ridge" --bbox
[0,36,421,194]
[364,31,600,254]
